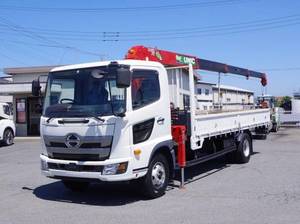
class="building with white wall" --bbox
[0,65,59,136]
[196,81,214,111]
[0,76,13,103]
[212,85,254,111]
[195,83,254,111]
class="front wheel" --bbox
[62,180,90,192]
[2,128,14,146]
[141,154,170,199]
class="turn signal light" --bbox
[134,149,142,156]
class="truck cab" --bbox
[36,60,173,197]
[0,102,15,146]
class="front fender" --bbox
[149,140,176,169]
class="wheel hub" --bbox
[5,130,13,145]
[151,162,166,189]
[243,139,250,157]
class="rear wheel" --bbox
[235,133,252,163]
[141,154,170,199]
[62,180,90,192]
[271,123,279,132]
[2,128,14,146]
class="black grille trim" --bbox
[80,143,103,148]
[50,153,107,161]
[48,162,103,172]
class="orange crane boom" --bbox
[125,45,267,86]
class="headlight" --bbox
[102,162,128,175]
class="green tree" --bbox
[280,96,292,111]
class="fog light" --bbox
[102,162,128,175]
[41,160,48,171]
[117,162,128,174]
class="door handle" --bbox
[157,117,165,125]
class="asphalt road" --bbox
[0,128,300,224]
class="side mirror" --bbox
[32,79,41,96]
[116,67,131,88]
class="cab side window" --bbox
[131,70,160,110]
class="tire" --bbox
[2,128,14,146]
[260,134,267,140]
[233,133,252,164]
[62,180,90,192]
[271,124,278,132]
[140,154,170,199]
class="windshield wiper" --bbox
[84,112,105,122]
[91,115,105,122]
[46,117,53,123]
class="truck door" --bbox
[129,68,171,166]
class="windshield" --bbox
[43,66,126,118]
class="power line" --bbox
[1,40,57,64]
[0,50,27,66]
[0,17,105,57]
[258,67,300,71]
[0,14,299,42]
[1,13,298,37]
[108,21,300,41]
[0,0,251,13]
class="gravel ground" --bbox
[0,128,299,224]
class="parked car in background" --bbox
[0,102,15,146]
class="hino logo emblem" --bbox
[65,134,81,148]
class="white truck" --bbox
[256,95,280,132]
[0,102,15,146]
[32,47,270,198]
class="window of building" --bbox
[131,70,160,110]
[226,98,231,102]
[203,105,207,110]
[205,89,210,95]
[197,88,202,95]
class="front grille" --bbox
[50,153,107,161]
[49,142,108,149]
[48,162,103,172]
[50,142,67,148]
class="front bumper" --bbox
[40,154,147,182]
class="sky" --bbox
[0,0,300,96]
